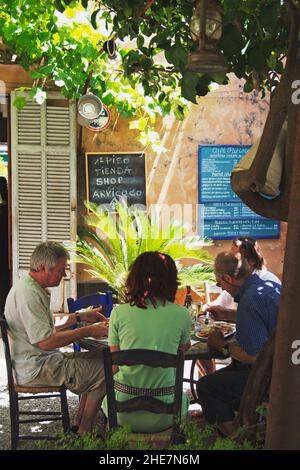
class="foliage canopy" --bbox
[0,1,294,148]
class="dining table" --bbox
[78,334,231,403]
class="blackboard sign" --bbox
[198,145,280,240]
[85,152,146,210]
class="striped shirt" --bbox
[235,274,281,356]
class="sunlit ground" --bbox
[0,344,227,449]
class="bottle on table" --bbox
[184,286,193,313]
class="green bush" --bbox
[38,421,262,451]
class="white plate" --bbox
[195,322,236,341]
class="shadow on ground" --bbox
[0,384,79,450]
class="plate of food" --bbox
[195,322,236,341]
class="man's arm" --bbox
[204,305,237,322]
[38,322,108,350]
[53,307,107,331]
[227,341,257,364]
[207,330,257,364]
[203,290,237,322]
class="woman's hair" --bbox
[30,241,69,272]
[125,251,178,308]
[233,237,264,270]
[214,252,251,280]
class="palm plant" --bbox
[68,201,215,301]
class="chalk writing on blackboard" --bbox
[85,152,146,210]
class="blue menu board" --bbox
[198,145,280,240]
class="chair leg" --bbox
[60,388,71,433]
[10,393,19,450]
[170,420,186,446]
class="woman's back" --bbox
[108,300,190,389]
[102,251,191,432]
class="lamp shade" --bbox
[77,94,103,126]
[187,0,227,74]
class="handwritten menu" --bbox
[198,145,280,240]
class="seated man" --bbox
[196,251,280,436]
[4,241,108,435]
[203,237,281,323]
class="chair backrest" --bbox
[103,347,184,430]
[0,315,16,392]
[67,291,113,318]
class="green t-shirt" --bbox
[102,300,191,432]
[4,275,64,384]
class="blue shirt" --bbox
[235,274,281,356]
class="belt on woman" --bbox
[114,381,175,397]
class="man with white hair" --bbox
[4,241,108,434]
[196,251,281,436]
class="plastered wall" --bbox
[0,65,286,286]
[80,75,286,282]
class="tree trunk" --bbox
[231,3,300,221]
[265,86,300,449]
[234,331,275,441]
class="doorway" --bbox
[0,92,10,311]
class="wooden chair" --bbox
[0,315,70,449]
[103,347,185,447]
[67,291,113,351]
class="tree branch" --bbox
[137,0,156,17]
[231,1,300,221]
[83,69,93,95]
[286,0,300,67]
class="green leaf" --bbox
[81,0,88,8]
[55,0,65,13]
[243,81,253,93]
[37,64,54,75]
[91,9,100,30]
[267,54,277,70]
[195,74,211,97]
[248,47,266,72]
[209,72,228,85]
[123,4,133,18]
[30,70,43,79]
[181,71,198,103]
[158,92,166,103]
[219,24,243,57]
[71,201,212,301]
[141,57,153,70]
[173,104,185,121]
[165,42,187,66]
[260,5,279,28]
[137,35,144,49]
[13,96,26,110]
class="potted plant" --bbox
[67,201,215,302]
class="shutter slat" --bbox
[18,101,41,145]
[17,150,42,268]
[46,107,70,145]
[46,152,71,241]
[12,92,76,286]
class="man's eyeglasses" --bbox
[216,275,238,288]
